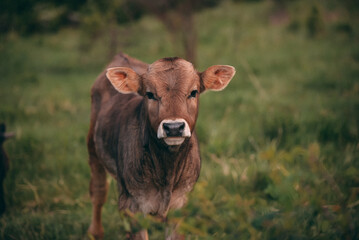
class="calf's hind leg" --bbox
[87,146,108,239]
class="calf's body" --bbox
[87,53,235,239]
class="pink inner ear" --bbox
[214,68,232,79]
[201,65,235,91]
[114,71,127,80]
[214,69,225,75]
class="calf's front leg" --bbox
[88,156,108,239]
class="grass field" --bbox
[1,0,359,239]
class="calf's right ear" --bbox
[106,67,141,94]
[200,65,236,92]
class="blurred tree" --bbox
[343,0,359,14]
[0,0,38,34]
[0,0,86,35]
[79,0,222,64]
[79,0,144,61]
[0,0,220,64]
[306,5,324,38]
[268,0,290,25]
[125,0,220,65]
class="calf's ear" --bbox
[200,65,235,92]
[106,67,141,94]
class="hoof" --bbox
[88,225,104,240]
[126,230,149,240]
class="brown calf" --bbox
[87,53,235,239]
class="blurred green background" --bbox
[0,0,358,239]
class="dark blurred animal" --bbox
[87,53,235,239]
[0,123,14,216]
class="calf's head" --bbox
[106,57,235,146]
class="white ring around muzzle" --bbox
[157,119,191,146]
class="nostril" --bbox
[163,123,170,132]
[162,122,185,137]
[162,123,171,136]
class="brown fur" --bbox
[87,53,235,239]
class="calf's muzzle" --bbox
[157,119,191,146]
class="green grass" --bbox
[1,0,359,239]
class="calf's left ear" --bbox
[106,67,141,94]
[200,65,236,92]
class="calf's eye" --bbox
[146,92,157,101]
[189,90,198,99]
